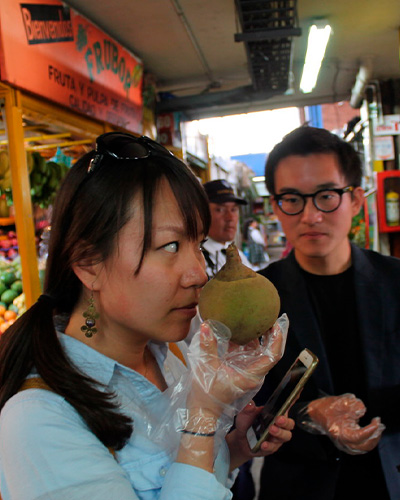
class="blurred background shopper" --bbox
[244,218,269,270]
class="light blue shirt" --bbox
[0,332,234,500]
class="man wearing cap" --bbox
[202,179,253,279]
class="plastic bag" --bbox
[298,393,385,455]
[149,314,289,458]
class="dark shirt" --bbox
[300,266,389,500]
[251,247,400,500]
[301,267,367,405]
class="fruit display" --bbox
[0,194,10,218]
[0,150,69,209]
[0,229,20,261]
[29,153,70,208]
[0,257,25,333]
[0,150,11,194]
[198,243,280,345]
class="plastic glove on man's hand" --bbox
[305,393,385,455]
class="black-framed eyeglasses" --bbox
[274,186,355,215]
[88,132,174,173]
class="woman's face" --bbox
[95,178,208,345]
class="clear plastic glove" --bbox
[186,314,289,421]
[299,393,385,455]
[149,314,288,457]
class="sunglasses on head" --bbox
[88,132,174,173]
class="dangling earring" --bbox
[81,289,99,338]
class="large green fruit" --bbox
[199,243,280,345]
[10,280,23,294]
[0,271,16,287]
[1,289,18,305]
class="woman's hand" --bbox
[226,401,294,471]
[187,320,286,419]
[178,316,288,474]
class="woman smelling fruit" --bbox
[0,132,293,499]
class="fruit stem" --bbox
[216,243,256,281]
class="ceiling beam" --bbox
[156,89,352,121]
[234,28,301,42]
[157,85,283,114]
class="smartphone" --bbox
[247,348,319,453]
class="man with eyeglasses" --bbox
[252,126,400,500]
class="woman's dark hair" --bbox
[265,126,364,195]
[0,142,210,450]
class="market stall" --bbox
[0,0,146,318]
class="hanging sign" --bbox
[0,0,143,133]
[374,136,395,161]
[373,115,400,136]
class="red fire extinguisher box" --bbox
[376,171,400,232]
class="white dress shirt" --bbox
[201,237,253,279]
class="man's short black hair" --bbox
[265,126,363,195]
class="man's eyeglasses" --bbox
[274,186,355,215]
[88,132,174,173]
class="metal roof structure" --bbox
[63,0,400,120]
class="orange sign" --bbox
[0,0,143,133]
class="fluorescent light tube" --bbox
[300,23,332,93]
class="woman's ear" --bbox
[72,260,103,291]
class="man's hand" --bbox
[305,394,385,455]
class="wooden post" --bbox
[3,88,41,307]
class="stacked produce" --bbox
[0,151,12,196]
[0,257,25,333]
[29,153,70,208]
[0,150,69,209]
[0,147,68,333]
[0,229,20,260]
